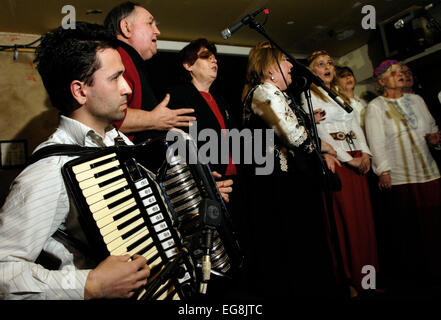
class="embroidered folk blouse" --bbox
[365,93,440,185]
[301,87,371,162]
[250,82,308,149]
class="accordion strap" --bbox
[53,229,95,261]
[27,144,104,166]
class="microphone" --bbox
[221,8,269,40]
[394,1,439,29]
[394,14,414,29]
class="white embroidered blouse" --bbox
[365,93,440,185]
[301,87,371,162]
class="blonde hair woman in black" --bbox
[240,42,340,299]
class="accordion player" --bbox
[60,131,243,300]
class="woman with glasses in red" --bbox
[168,38,238,180]
[167,39,246,299]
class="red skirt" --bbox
[387,178,441,283]
[330,152,379,291]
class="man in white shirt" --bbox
[0,22,150,299]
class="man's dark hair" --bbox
[104,1,140,37]
[34,22,118,115]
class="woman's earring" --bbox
[271,76,275,81]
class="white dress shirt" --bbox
[365,94,440,185]
[301,87,371,162]
[0,116,132,300]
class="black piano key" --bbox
[137,242,157,259]
[94,165,121,179]
[117,213,140,231]
[90,155,118,169]
[127,233,152,252]
[120,221,145,240]
[113,204,138,221]
[108,194,133,209]
[104,185,130,200]
[98,173,125,188]
[145,252,162,266]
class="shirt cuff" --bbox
[44,269,90,300]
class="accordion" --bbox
[61,132,243,300]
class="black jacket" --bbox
[167,82,238,175]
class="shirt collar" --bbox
[58,116,120,147]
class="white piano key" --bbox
[79,169,124,190]
[102,217,144,244]
[82,177,126,198]
[143,248,160,262]
[108,226,148,253]
[127,235,155,257]
[147,255,162,269]
[75,160,121,182]
[72,153,116,174]
[99,208,140,234]
[93,197,136,222]
[89,189,132,213]
[86,181,128,205]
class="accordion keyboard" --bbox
[64,151,193,300]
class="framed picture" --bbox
[0,140,27,168]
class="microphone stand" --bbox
[247,19,353,114]
[245,17,349,297]
[141,248,190,300]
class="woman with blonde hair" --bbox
[302,50,379,298]
[239,41,340,299]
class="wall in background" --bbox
[0,32,59,206]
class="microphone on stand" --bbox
[394,14,414,29]
[198,198,222,294]
[394,1,440,29]
[220,8,269,39]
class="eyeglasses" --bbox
[198,50,216,61]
